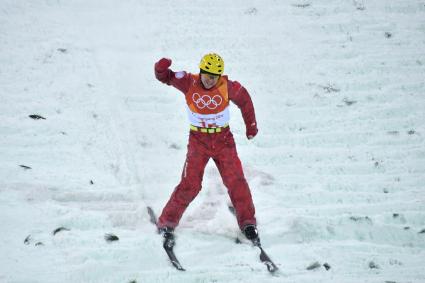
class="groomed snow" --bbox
[1,1,424,282]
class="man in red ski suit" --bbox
[154,53,260,243]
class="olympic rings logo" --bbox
[192,93,223,110]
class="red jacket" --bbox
[155,62,258,138]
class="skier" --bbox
[154,53,260,246]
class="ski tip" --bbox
[267,263,279,273]
[171,261,186,271]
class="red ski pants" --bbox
[158,128,256,230]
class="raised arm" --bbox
[154,58,191,94]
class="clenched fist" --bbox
[154,58,172,83]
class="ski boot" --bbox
[243,224,261,247]
[159,227,175,249]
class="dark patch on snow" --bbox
[105,233,119,242]
[385,32,392,38]
[29,114,46,120]
[19,165,32,170]
[128,280,137,283]
[368,261,380,269]
[323,263,331,270]
[387,131,399,135]
[235,237,242,244]
[321,84,340,93]
[139,140,150,148]
[385,281,397,283]
[90,180,94,185]
[418,228,425,234]
[53,227,70,235]
[407,130,415,135]
[24,235,43,247]
[343,98,357,106]
[87,83,94,88]
[306,261,321,270]
[392,213,399,218]
[24,235,31,245]
[383,188,389,193]
[61,131,67,135]
[389,259,403,266]
[169,143,181,150]
[372,157,382,168]
[349,216,372,224]
[259,172,275,186]
[244,7,258,15]
[57,48,67,53]
[404,226,410,230]
[353,0,365,10]
[292,3,311,8]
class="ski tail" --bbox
[147,206,158,226]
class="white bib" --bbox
[186,105,230,128]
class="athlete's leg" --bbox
[158,133,210,229]
[213,132,256,229]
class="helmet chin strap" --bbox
[201,80,208,89]
[200,80,212,90]
[200,71,220,90]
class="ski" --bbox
[228,205,279,273]
[163,237,185,271]
[147,206,157,225]
[258,245,279,273]
[147,206,185,271]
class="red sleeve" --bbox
[155,67,191,94]
[228,80,258,132]
[168,71,192,94]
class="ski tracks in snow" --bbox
[63,43,149,229]
[34,37,151,231]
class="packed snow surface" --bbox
[1,0,424,282]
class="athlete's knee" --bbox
[174,179,202,203]
[223,175,248,190]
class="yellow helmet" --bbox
[199,53,224,75]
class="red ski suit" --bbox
[154,58,258,230]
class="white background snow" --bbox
[1,0,425,282]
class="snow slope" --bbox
[1,0,425,282]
